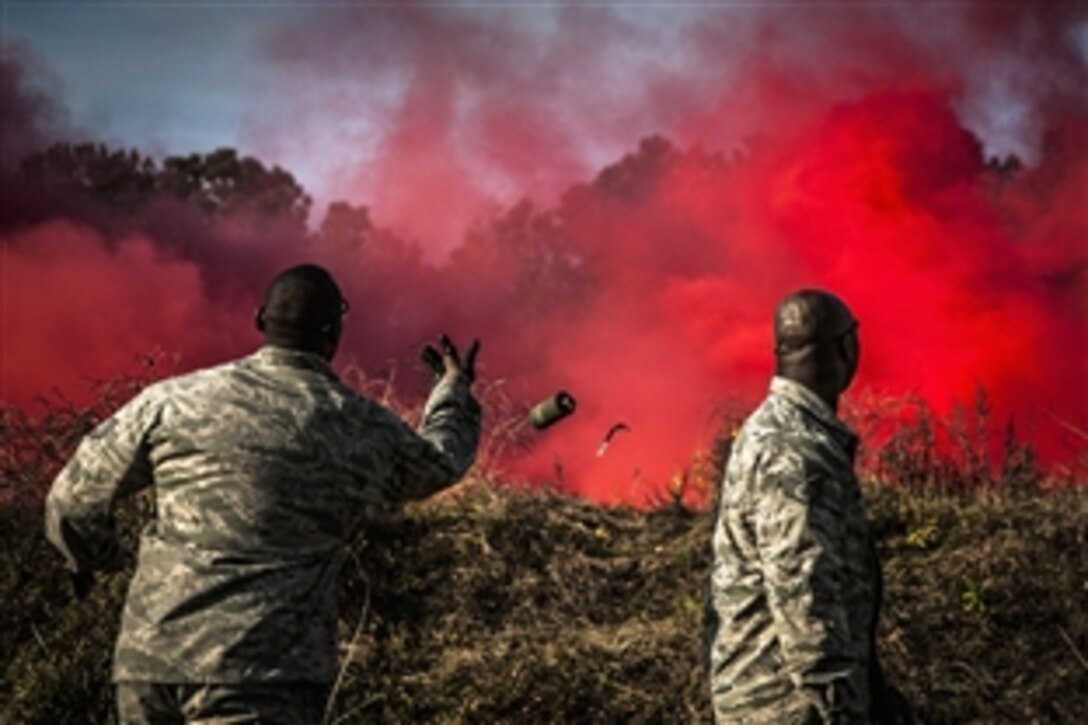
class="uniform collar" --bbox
[769,376,859,456]
[252,345,336,376]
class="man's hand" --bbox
[420,334,480,385]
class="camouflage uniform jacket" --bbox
[706,377,879,723]
[45,345,481,684]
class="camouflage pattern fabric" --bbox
[116,681,327,724]
[45,345,480,684]
[706,377,879,723]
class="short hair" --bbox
[774,289,857,356]
[260,264,346,349]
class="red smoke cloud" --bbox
[500,91,1086,498]
[665,91,1086,423]
[3,221,247,402]
[2,4,1086,502]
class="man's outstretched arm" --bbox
[372,336,482,502]
[45,389,158,583]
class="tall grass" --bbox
[2,372,1084,723]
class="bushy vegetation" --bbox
[2,386,1085,723]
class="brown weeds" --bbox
[1,373,1085,722]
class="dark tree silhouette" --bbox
[18,143,311,228]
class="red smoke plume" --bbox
[2,4,1085,502]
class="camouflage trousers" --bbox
[712,690,861,725]
[115,681,328,725]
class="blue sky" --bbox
[4,1,741,241]
[4,3,276,156]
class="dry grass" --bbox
[1,377,1085,723]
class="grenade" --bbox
[529,391,577,430]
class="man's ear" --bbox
[255,306,266,332]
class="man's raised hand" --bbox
[421,334,480,384]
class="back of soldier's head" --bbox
[258,264,346,352]
[774,289,857,357]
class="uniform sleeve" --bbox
[373,374,481,502]
[44,389,159,573]
[753,447,862,722]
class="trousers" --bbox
[116,681,328,725]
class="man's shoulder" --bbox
[98,362,233,419]
[728,390,854,506]
[145,356,250,397]
[737,394,805,451]
[726,395,814,488]
[123,356,291,426]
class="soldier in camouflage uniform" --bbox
[706,290,908,724]
[45,264,482,724]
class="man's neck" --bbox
[777,371,839,412]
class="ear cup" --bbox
[255,307,267,332]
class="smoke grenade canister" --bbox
[529,391,577,429]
